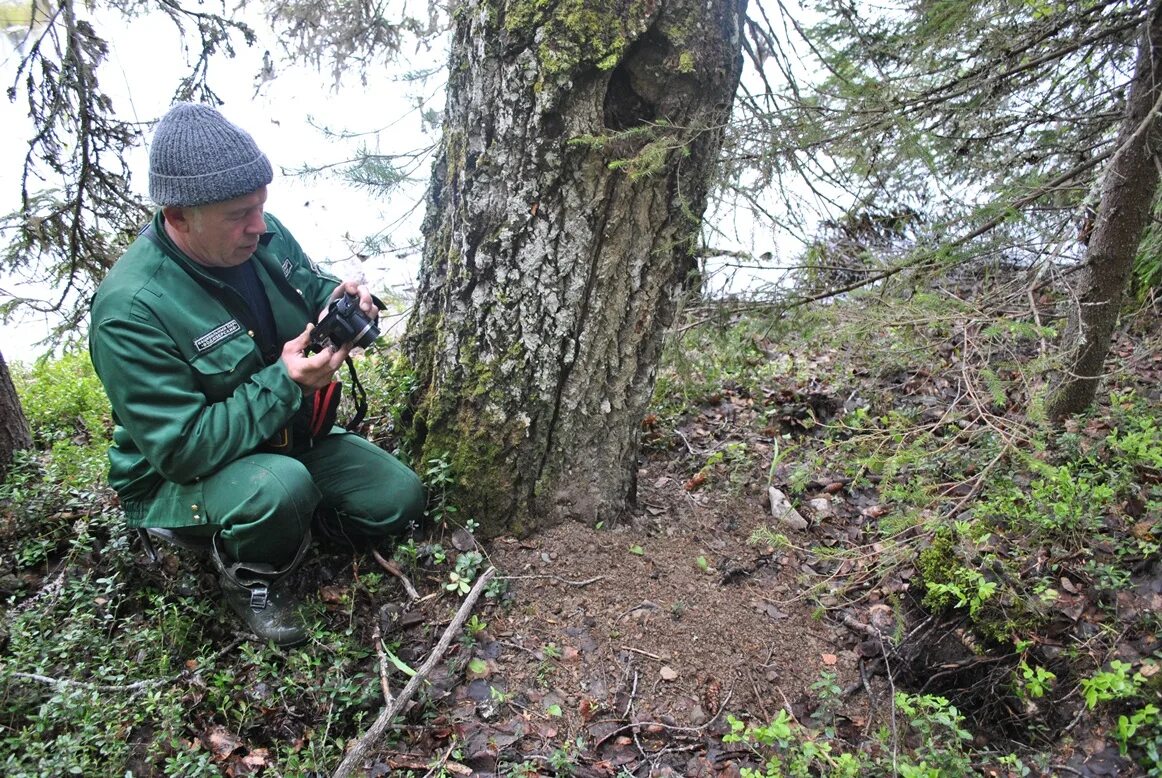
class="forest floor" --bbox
[310,289,1160,777]
[2,285,1159,777]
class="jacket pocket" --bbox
[189,334,256,402]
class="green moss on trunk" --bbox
[501,0,652,76]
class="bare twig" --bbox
[371,622,394,706]
[623,669,640,719]
[593,687,735,750]
[10,637,245,694]
[372,549,421,601]
[501,573,606,587]
[10,671,179,694]
[332,567,497,778]
[882,633,900,777]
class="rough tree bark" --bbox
[404,0,746,535]
[0,349,33,482]
[1047,1,1162,419]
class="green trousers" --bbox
[159,431,424,566]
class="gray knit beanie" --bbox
[148,102,273,207]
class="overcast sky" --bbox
[1,5,442,362]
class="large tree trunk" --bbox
[404,0,746,535]
[0,349,33,481]
[1047,2,1162,419]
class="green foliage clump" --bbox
[349,348,420,463]
[1078,660,1162,763]
[0,507,399,775]
[976,389,1159,563]
[723,692,1025,776]
[11,351,112,485]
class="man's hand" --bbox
[324,278,379,323]
[281,325,350,391]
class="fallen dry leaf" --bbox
[318,585,347,605]
[206,725,243,761]
[684,472,707,491]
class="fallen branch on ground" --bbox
[10,637,245,695]
[372,549,421,601]
[332,566,496,778]
[371,622,394,706]
[501,573,606,587]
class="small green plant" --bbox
[547,737,582,775]
[1013,660,1056,700]
[424,453,459,527]
[466,614,488,637]
[748,526,791,548]
[1115,704,1159,756]
[444,572,470,598]
[1080,660,1147,709]
[721,689,1019,777]
[393,537,420,567]
[809,671,844,736]
[924,567,997,617]
[723,711,859,777]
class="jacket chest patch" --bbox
[282,259,293,278]
[194,319,242,352]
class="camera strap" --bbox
[343,356,369,432]
[305,357,367,439]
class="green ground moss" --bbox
[917,527,958,610]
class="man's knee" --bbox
[230,456,318,522]
[358,466,426,538]
[211,456,320,562]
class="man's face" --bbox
[165,186,268,267]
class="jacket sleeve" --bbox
[90,308,303,484]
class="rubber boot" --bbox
[211,532,312,647]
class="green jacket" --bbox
[89,211,340,527]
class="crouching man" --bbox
[89,102,424,646]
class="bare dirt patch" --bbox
[363,448,874,776]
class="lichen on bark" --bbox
[501,0,653,77]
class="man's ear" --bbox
[161,206,191,233]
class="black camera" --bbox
[309,293,380,352]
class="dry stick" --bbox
[881,633,901,778]
[371,549,420,601]
[332,566,497,778]
[501,573,606,587]
[10,637,245,694]
[621,646,663,661]
[371,622,394,706]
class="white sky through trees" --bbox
[0,4,441,362]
